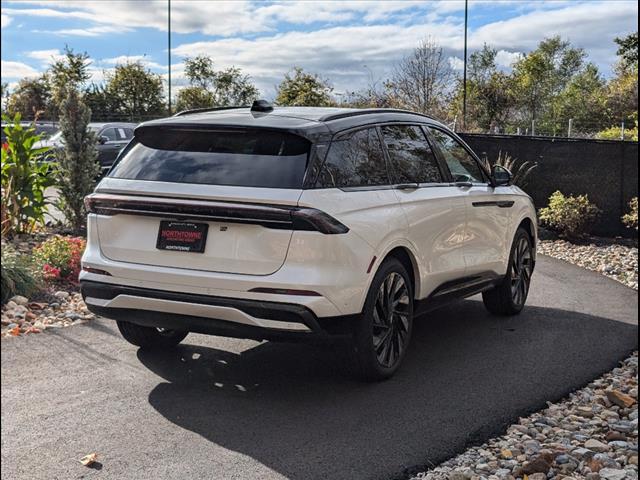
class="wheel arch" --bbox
[514,216,538,267]
[379,246,421,300]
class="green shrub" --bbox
[539,191,601,238]
[623,197,638,231]
[1,244,40,304]
[1,113,57,236]
[33,235,86,283]
[55,89,100,234]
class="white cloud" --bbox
[449,56,464,71]
[170,22,463,96]
[36,25,131,37]
[470,1,638,67]
[99,55,164,70]
[494,50,522,69]
[26,49,65,65]
[1,60,40,79]
[1,13,12,28]
[4,1,272,36]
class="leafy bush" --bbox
[1,113,56,236]
[596,125,639,142]
[1,244,40,304]
[623,197,638,231]
[539,191,601,238]
[33,235,86,283]
[481,151,537,187]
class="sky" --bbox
[1,0,638,100]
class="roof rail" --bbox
[173,105,249,117]
[319,108,435,122]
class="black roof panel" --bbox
[138,106,447,140]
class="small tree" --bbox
[55,89,100,234]
[106,61,166,120]
[5,76,52,120]
[176,55,259,111]
[385,38,454,116]
[275,67,334,106]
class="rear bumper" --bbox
[81,281,354,342]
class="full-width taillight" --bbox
[83,193,349,235]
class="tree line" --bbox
[1,33,637,139]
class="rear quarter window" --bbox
[109,128,311,189]
[316,127,389,188]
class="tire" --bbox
[116,321,188,349]
[482,227,534,316]
[350,257,414,381]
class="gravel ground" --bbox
[412,353,638,480]
[538,239,638,290]
[1,292,94,337]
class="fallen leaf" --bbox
[79,453,98,466]
[8,326,20,336]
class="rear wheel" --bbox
[117,321,188,349]
[482,228,534,316]
[350,258,414,381]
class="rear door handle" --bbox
[395,183,420,190]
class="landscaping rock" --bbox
[9,295,29,306]
[538,239,638,290]
[599,468,628,480]
[411,352,638,480]
[607,390,637,409]
[54,291,70,300]
[586,439,611,452]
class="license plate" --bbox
[156,221,208,253]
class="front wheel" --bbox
[117,321,188,349]
[350,258,414,381]
[482,228,534,316]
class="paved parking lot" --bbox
[1,256,637,480]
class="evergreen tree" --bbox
[56,89,100,233]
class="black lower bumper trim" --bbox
[80,280,353,342]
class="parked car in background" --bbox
[35,122,137,172]
[1,121,59,143]
[81,102,537,381]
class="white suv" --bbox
[81,102,537,380]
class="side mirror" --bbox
[491,165,512,187]
[98,135,109,145]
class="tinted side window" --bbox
[317,128,389,188]
[101,128,118,141]
[122,128,134,139]
[381,125,442,184]
[428,128,485,183]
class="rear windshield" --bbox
[109,127,310,189]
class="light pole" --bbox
[462,0,468,132]
[167,0,172,115]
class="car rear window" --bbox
[109,127,311,189]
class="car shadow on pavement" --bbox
[138,299,638,480]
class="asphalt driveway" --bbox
[1,256,637,480]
